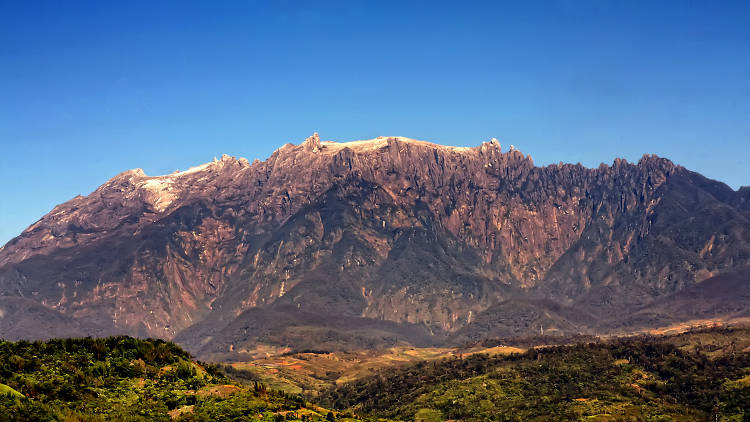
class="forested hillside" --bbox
[0,337,363,421]
[317,327,750,421]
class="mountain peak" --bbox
[302,132,323,152]
[115,168,147,179]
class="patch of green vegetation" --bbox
[0,336,373,421]
[318,327,750,421]
[0,382,24,398]
[658,326,750,357]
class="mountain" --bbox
[1,134,748,356]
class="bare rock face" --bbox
[1,134,748,355]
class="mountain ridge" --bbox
[1,134,748,357]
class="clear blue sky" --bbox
[1,0,749,246]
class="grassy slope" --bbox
[316,327,750,421]
[0,336,372,421]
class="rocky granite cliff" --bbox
[1,134,748,357]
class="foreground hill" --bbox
[1,134,749,354]
[316,327,750,421]
[2,329,747,421]
[0,336,359,421]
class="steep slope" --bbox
[1,134,748,353]
[0,296,114,340]
[610,267,750,331]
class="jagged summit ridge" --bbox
[109,134,671,187]
[317,135,478,155]
[113,134,538,187]
[114,153,246,181]
[0,133,748,351]
[107,134,498,182]
[0,133,690,272]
